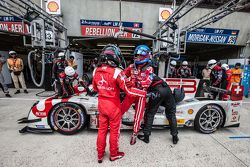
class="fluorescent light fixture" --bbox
[119,45,135,48]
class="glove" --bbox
[62,91,68,98]
[87,90,97,97]
[146,92,160,100]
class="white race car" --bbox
[18,78,244,135]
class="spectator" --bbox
[202,65,211,85]
[230,62,242,85]
[67,55,77,70]
[0,54,11,97]
[168,60,177,78]
[177,61,192,78]
[7,51,28,94]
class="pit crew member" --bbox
[221,63,232,100]
[207,59,223,99]
[92,45,146,163]
[138,73,179,144]
[168,60,177,78]
[52,52,68,96]
[58,66,92,98]
[177,61,192,78]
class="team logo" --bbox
[98,75,107,86]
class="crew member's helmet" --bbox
[221,64,229,70]
[133,45,151,65]
[99,44,123,68]
[170,60,177,66]
[58,52,65,60]
[182,61,188,66]
[207,59,217,69]
[65,66,76,78]
[9,51,17,55]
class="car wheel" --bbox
[194,104,224,134]
[82,72,93,86]
[49,103,87,135]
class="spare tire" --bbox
[82,72,93,86]
[173,87,185,103]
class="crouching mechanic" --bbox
[92,45,146,163]
[58,66,93,98]
[138,73,179,144]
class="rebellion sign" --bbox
[80,19,143,39]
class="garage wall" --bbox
[60,0,250,46]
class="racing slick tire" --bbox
[82,72,93,86]
[49,103,87,135]
[194,104,224,134]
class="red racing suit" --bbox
[121,64,153,134]
[58,72,90,97]
[177,66,192,78]
[92,64,146,158]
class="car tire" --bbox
[194,104,224,134]
[49,103,87,135]
[82,72,93,86]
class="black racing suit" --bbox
[210,65,223,99]
[52,59,68,95]
[143,74,178,137]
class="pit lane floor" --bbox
[0,89,249,167]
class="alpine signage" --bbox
[80,19,143,39]
[186,28,239,45]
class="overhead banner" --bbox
[45,0,61,15]
[186,28,240,45]
[0,16,29,34]
[80,19,143,39]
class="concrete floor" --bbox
[0,89,250,167]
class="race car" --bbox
[18,78,244,135]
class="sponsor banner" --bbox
[45,0,61,15]
[241,65,250,97]
[165,78,199,99]
[0,16,29,34]
[186,28,239,45]
[159,8,173,22]
[80,19,143,39]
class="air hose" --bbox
[28,50,45,87]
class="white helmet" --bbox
[170,60,177,66]
[182,61,188,66]
[65,66,75,77]
[9,50,17,55]
[221,63,229,70]
[58,52,65,58]
[207,59,217,69]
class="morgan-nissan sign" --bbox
[80,19,143,39]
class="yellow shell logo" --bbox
[47,1,59,12]
[161,10,171,20]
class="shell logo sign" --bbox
[159,8,173,22]
[46,0,61,15]
[47,1,59,12]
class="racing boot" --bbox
[110,152,125,161]
[98,155,104,163]
[137,134,149,143]
[130,133,137,145]
[172,135,179,144]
